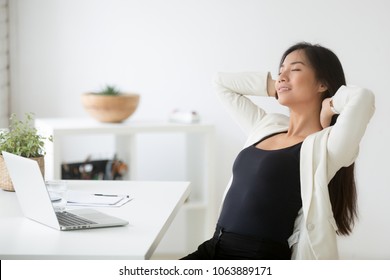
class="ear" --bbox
[318,83,328,93]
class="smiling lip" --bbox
[277,86,291,93]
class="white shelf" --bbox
[35,118,216,256]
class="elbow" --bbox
[343,86,376,115]
[358,88,376,116]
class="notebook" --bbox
[2,151,129,231]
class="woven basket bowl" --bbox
[81,93,140,123]
[0,155,45,192]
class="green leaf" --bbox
[0,113,53,157]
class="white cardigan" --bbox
[214,72,375,259]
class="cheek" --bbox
[295,76,319,93]
[295,76,311,87]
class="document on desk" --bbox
[66,190,132,207]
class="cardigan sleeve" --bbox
[327,85,375,177]
[214,72,271,134]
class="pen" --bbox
[94,193,130,198]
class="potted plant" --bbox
[0,113,52,191]
[81,84,140,123]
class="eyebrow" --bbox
[280,61,306,68]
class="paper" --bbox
[66,190,132,207]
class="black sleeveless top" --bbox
[217,141,302,245]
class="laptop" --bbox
[2,151,129,231]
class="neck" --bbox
[287,106,323,138]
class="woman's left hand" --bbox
[320,98,335,128]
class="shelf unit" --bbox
[35,118,216,256]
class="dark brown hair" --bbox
[280,42,357,235]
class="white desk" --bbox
[35,118,216,254]
[0,180,190,259]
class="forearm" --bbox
[327,86,375,174]
[214,72,270,133]
[214,72,270,96]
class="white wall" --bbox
[0,0,9,127]
[9,0,390,259]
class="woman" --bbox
[181,42,375,260]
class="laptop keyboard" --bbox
[56,211,97,227]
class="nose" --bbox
[278,71,287,83]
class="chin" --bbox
[276,95,290,106]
